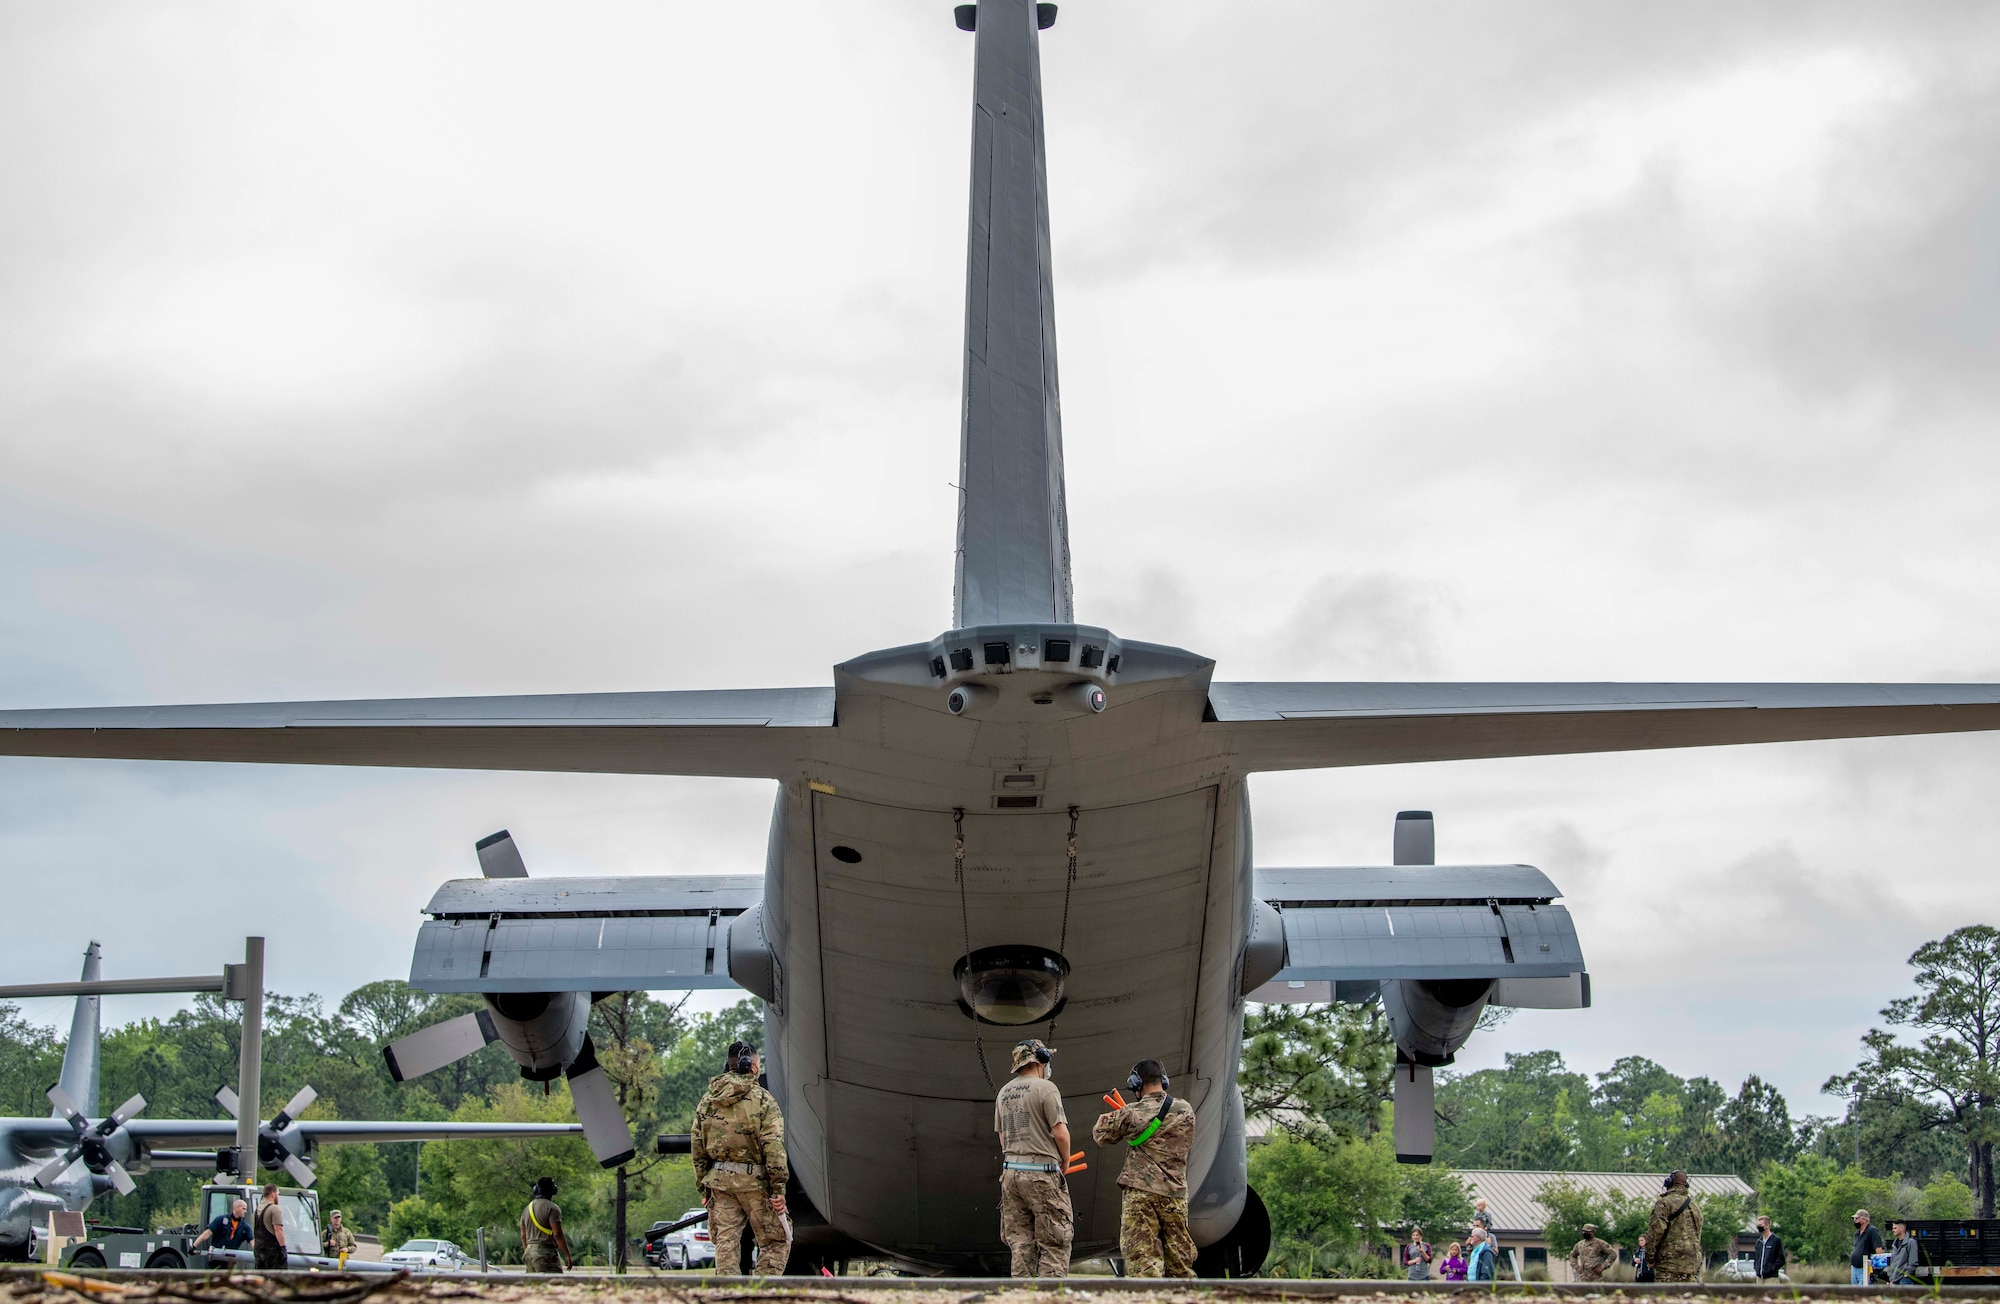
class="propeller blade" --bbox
[35,1151,82,1189]
[565,1038,635,1167]
[102,1093,147,1132]
[271,1085,317,1129]
[46,1083,85,1126]
[1391,1055,1436,1164]
[215,1085,240,1119]
[476,830,529,879]
[104,1160,137,1197]
[382,1010,498,1083]
[281,1151,317,1188]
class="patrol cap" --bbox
[1582,1224,1597,1234]
[1010,1039,1056,1071]
[330,1210,345,1219]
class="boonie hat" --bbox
[1010,1039,1055,1071]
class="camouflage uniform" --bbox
[521,1197,563,1273]
[323,1219,358,1259]
[1092,1091,1196,1278]
[994,1043,1072,1278]
[693,1071,790,1276]
[1567,1232,1617,1282]
[1646,1188,1704,1283]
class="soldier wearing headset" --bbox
[993,1038,1073,1277]
[693,1040,790,1275]
[1094,1057,1197,1278]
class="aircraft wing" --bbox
[122,1119,585,1146]
[1211,682,2000,771]
[0,688,833,778]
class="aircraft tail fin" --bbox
[953,0,1074,628]
[55,941,102,1119]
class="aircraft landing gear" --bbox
[1194,1186,1270,1279]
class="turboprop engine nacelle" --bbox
[484,990,590,1081]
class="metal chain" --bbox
[1045,805,1081,1048]
[954,807,996,1090]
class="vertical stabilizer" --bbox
[953,0,1074,627]
[56,941,102,1118]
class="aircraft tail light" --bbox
[1078,644,1104,669]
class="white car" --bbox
[645,1210,716,1269]
[382,1238,476,1270]
[1714,1258,1786,1283]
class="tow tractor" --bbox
[56,1182,396,1272]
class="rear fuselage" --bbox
[755,626,1258,1269]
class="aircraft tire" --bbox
[68,1248,106,1270]
[146,1248,188,1269]
[1193,1185,1270,1279]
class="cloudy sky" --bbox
[2,1,1997,1124]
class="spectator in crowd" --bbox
[1850,1209,1884,1287]
[1401,1226,1433,1281]
[1632,1233,1647,1279]
[1440,1242,1467,1282]
[1467,1227,1497,1282]
[1888,1220,1919,1286]
[1752,1215,1786,1282]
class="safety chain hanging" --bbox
[953,807,998,1089]
[1044,804,1081,1049]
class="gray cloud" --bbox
[0,0,1995,1115]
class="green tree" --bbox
[1240,1002,1393,1143]
[1714,1075,1799,1181]
[383,1195,471,1250]
[316,1138,393,1233]
[0,1003,65,1118]
[1250,1128,1403,1259]
[417,1080,599,1259]
[586,991,688,1271]
[1827,925,2000,1216]
[1398,1162,1473,1241]
[1921,1173,1977,1219]
[1756,1153,1840,1251]
[1436,1050,1597,1170]
[1799,1166,1898,1265]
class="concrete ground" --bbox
[11,1271,2000,1304]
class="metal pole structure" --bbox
[0,975,226,999]
[477,1227,487,1274]
[236,937,264,1186]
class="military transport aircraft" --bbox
[3,0,1998,1277]
[0,943,582,1263]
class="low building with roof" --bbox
[1454,1170,1757,1279]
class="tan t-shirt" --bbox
[258,1202,284,1240]
[994,1075,1066,1162]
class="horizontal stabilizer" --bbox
[1213,681,2000,772]
[0,687,832,778]
[411,875,759,994]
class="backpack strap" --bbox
[1129,1093,1175,1146]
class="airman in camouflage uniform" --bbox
[323,1211,358,1261]
[693,1041,790,1276]
[1646,1171,1704,1283]
[994,1039,1073,1277]
[1567,1225,1617,1282]
[1092,1058,1196,1279]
